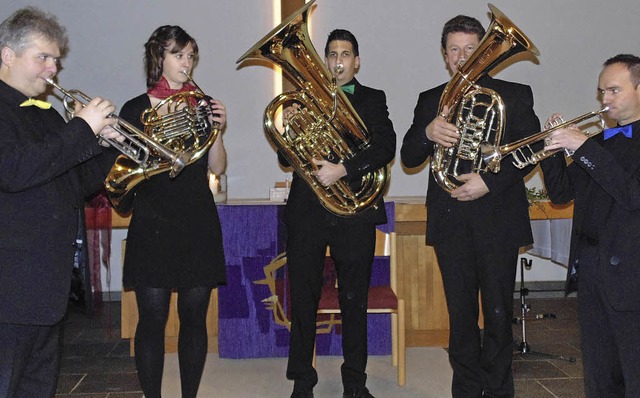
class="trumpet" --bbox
[45,77,189,177]
[480,107,609,170]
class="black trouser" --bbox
[434,244,518,398]
[134,286,212,398]
[0,322,62,398]
[577,243,640,397]
[285,215,376,393]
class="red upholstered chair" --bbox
[316,231,406,386]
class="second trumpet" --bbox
[481,107,609,171]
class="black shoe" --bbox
[343,387,375,398]
[290,389,314,398]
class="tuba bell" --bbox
[432,3,539,192]
[104,73,220,213]
[236,0,389,216]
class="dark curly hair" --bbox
[144,25,198,88]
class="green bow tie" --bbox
[20,98,52,110]
[340,84,355,95]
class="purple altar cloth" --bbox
[216,202,395,359]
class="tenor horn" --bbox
[104,72,220,212]
[236,0,389,216]
[432,3,539,192]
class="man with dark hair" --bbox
[282,28,395,398]
[401,14,540,397]
[541,53,640,397]
[0,7,121,397]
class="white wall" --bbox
[4,0,639,289]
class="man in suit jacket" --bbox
[401,15,540,398]
[0,7,120,397]
[540,54,640,397]
[282,29,395,398]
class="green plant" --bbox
[526,187,550,218]
[526,187,549,205]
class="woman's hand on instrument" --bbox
[312,158,347,186]
[426,105,459,147]
[208,99,226,129]
[450,173,490,201]
[76,97,117,135]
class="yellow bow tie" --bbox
[20,98,52,110]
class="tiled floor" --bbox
[55,296,584,397]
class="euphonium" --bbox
[104,72,220,212]
[432,4,539,192]
[481,107,609,170]
[236,0,389,216]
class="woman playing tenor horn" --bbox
[118,25,227,398]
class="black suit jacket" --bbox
[282,78,396,225]
[401,76,540,253]
[0,80,116,325]
[540,120,640,310]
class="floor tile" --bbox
[54,297,586,397]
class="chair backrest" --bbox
[322,230,397,293]
[375,230,397,293]
[256,230,397,329]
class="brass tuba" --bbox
[432,4,539,192]
[105,73,220,213]
[236,0,389,216]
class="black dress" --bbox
[120,94,226,288]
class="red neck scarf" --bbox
[147,76,198,99]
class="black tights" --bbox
[134,286,212,398]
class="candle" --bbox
[208,173,227,203]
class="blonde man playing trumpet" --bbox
[0,7,121,397]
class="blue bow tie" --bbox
[603,124,633,140]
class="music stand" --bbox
[513,257,576,362]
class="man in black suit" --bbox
[401,15,540,398]
[540,54,640,397]
[0,7,121,397]
[282,29,395,398]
